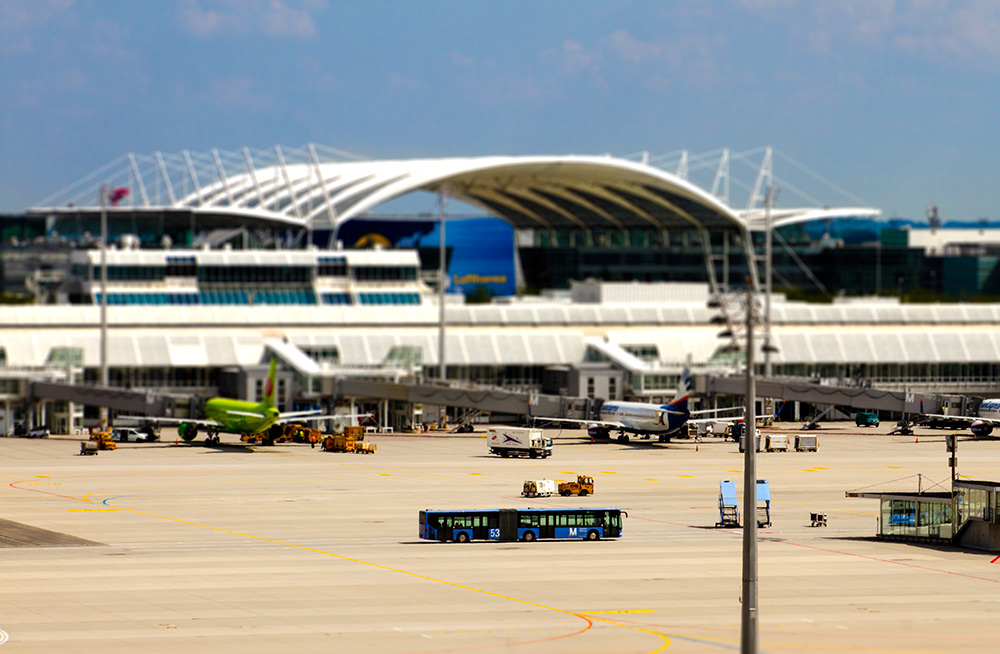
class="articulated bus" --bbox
[418,507,625,543]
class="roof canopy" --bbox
[30,149,747,236]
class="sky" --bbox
[2,0,999,222]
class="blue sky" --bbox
[2,0,999,222]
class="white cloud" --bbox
[814,1,1000,63]
[259,0,317,39]
[605,30,661,65]
[179,0,322,39]
[450,51,549,103]
[546,39,603,76]
[0,0,74,53]
[208,75,273,110]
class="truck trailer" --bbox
[486,427,553,458]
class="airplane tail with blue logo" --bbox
[664,367,691,418]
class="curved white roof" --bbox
[31,148,747,235]
[742,207,882,231]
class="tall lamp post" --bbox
[741,286,758,654]
[99,184,109,428]
[436,188,450,428]
[711,279,767,654]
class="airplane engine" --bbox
[179,422,198,441]
[971,421,993,438]
[587,425,610,439]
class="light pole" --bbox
[437,187,447,383]
[99,185,109,428]
[741,284,758,654]
[709,283,762,654]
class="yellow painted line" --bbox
[35,475,51,479]
[726,470,742,473]
[68,508,119,512]
[677,475,695,478]
[599,471,617,475]
[18,478,673,652]
[886,466,903,469]
[561,471,577,475]
[103,501,671,652]
[467,472,482,476]
[378,473,392,476]
[76,487,672,651]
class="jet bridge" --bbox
[704,374,947,416]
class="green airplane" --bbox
[133,359,351,444]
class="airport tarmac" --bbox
[2,423,1000,653]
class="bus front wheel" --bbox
[456,532,469,543]
[587,530,600,541]
[522,531,535,542]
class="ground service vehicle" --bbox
[558,475,594,496]
[486,427,552,458]
[321,433,377,454]
[522,480,556,497]
[419,507,625,543]
[111,427,156,442]
[856,411,879,427]
[84,429,116,453]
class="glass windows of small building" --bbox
[955,485,996,524]
[881,497,953,538]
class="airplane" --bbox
[126,359,362,444]
[921,398,1000,438]
[531,367,743,443]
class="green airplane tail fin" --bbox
[260,358,277,411]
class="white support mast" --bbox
[155,152,177,205]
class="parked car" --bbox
[111,427,156,442]
[855,411,879,427]
[27,426,51,438]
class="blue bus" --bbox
[418,507,625,543]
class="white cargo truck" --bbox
[487,427,553,458]
[522,479,557,497]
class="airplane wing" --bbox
[690,406,745,416]
[226,409,266,419]
[920,413,1000,426]
[117,415,223,428]
[687,415,744,425]
[276,412,372,425]
[530,416,626,429]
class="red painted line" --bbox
[632,513,1000,584]
[404,615,594,654]
[9,479,603,653]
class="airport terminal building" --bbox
[2,147,999,434]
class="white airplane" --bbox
[531,367,743,443]
[922,398,1000,438]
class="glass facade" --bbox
[879,496,953,539]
